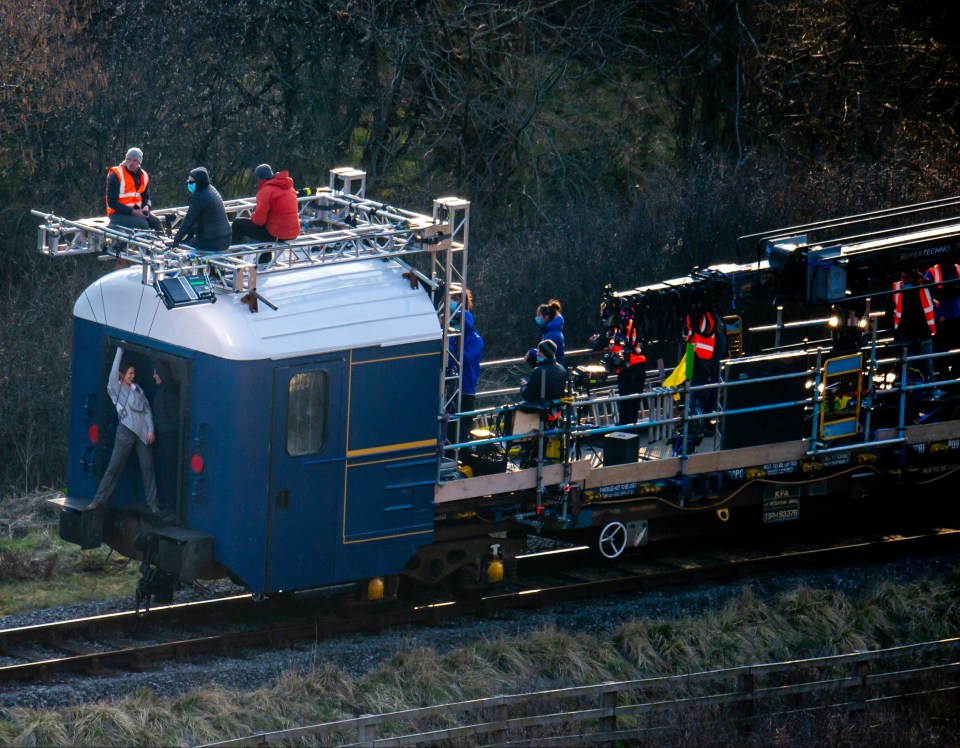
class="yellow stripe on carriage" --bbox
[346,439,438,458]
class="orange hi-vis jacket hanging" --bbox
[106,164,149,215]
[892,281,936,335]
[684,312,716,360]
[621,318,646,367]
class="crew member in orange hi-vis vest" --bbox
[681,308,726,428]
[592,305,648,427]
[891,268,935,383]
[924,262,960,381]
[105,147,164,234]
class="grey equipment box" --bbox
[604,431,639,465]
[154,527,214,582]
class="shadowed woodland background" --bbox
[2,0,960,491]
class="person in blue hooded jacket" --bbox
[448,288,484,441]
[170,167,231,253]
[525,299,565,366]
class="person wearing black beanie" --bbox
[520,338,568,403]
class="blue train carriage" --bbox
[38,169,480,605]
[57,257,443,598]
[42,183,960,604]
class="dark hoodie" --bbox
[171,167,232,252]
[520,353,568,402]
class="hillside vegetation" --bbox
[2,0,960,490]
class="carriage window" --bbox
[287,371,327,455]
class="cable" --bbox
[582,463,892,513]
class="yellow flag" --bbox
[662,343,695,398]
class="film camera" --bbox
[573,364,610,393]
[598,351,624,373]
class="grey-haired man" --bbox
[105,147,164,233]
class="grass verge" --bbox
[0,490,138,615]
[0,562,957,745]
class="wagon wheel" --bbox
[598,521,628,559]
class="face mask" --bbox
[449,300,459,314]
[536,354,545,363]
[535,316,543,326]
[187,182,196,193]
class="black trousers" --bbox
[109,212,164,233]
[617,365,646,426]
[154,430,179,511]
[934,317,960,380]
[232,218,277,244]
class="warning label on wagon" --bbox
[762,486,800,523]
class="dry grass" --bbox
[0,490,138,615]
[0,489,61,541]
[2,489,958,743]
[1,564,958,746]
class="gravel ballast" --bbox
[1,551,957,711]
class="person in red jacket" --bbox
[231,163,302,244]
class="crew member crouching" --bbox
[520,339,568,405]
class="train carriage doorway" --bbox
[266,358,346,591]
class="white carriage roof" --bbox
[74,260,442,361]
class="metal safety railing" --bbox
[33,182,454,299]
[440,330,960,498]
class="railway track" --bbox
[1,526,958,685]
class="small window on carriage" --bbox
[287,371,328,456]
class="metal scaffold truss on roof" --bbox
[33,167,465,300]
[33,166,471,437]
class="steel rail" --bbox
[1,528,958,685]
